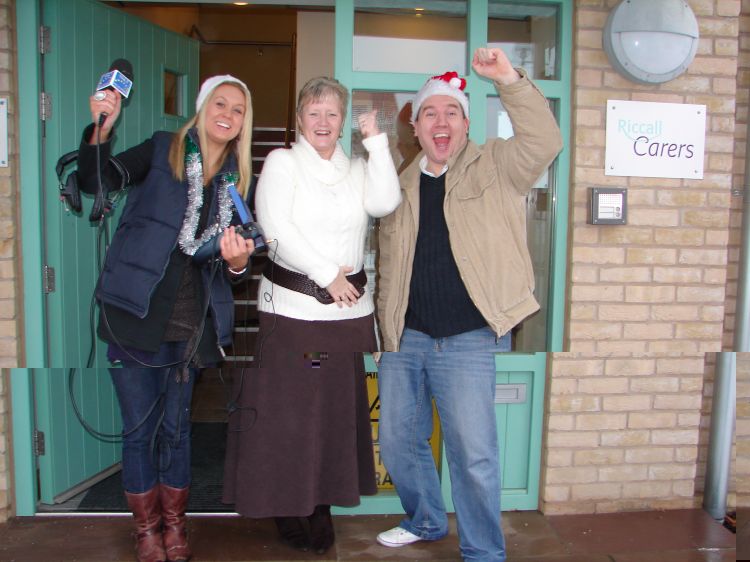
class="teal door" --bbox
[334,0,571,513]
[35,0,199,367]
[34,369,122,504]
[14,0,199,512]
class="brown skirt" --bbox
[222,312,378,517]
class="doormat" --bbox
[77,422,233,512]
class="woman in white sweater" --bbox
[223,77,401,555]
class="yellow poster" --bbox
[366,370,442,490]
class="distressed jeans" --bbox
[109,342,198,493]
[378,327,509,562]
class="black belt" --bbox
[263,262,367,305]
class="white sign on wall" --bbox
[605,100,706,179]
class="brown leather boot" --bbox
[159,484,192,562]
[125,487,166,562]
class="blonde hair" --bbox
[296,76,349,121]
[168,81,253,198]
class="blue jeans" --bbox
[378,327,509,562]
[109,342,198,493]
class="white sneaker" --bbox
[377,526,423,547]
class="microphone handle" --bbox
[97,111,108,128]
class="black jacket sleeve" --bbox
[76,123,155,195]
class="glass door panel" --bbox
[353,1,467,75]
[488,0,560,80]
[486,96,559,351]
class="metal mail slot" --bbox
[495,383,527,404]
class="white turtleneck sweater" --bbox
[256,133,401,321]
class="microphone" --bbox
[94,59,134,127]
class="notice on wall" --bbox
[605,100,706,179]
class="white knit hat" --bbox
[195,74,251,113]
[411,71,469,122]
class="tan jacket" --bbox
[376,74,563,351]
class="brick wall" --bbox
[738,353,750,508]
[1,0,18,366]
[568,0,739,352]
[543,354,705,514]
[0,371,9,522]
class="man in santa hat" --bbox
[375,47,563,562]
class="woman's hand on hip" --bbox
[220,226,255,271]
[327,266,359,308]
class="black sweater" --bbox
[405,172,487,338]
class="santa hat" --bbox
[411,71,469,122]
[195,74,251,113]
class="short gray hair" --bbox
[296,76,349,119]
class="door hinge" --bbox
[39,25,51,55]
[43,265,55,293]
[40,92,52,122]
[33,430,46,456]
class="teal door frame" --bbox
[333,0,571,515]
[13,0,570,516]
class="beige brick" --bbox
[570,303,596,320]
[630,377,680,393]
[575,108,602,127]
[653,394,703,410]
[651,429,700,446]
[552,360,605,377]
[577,377,629,394]
[574,449,624,466]
[680,377,704,393]
[547,414,575,431]
[656,357,706,375]
[604,359,656,377]
[600,430,650,447]
[596,341,649,353]
[546,450,574,467]
[547,431,601,448]
[622,481,673,499]
[672,480,697,497]
[677,412,702,427]
[653,228,705,246]
[656,190,706,207]
[648,464,696,480]
[575,413,627,431]
[544,485,571,502]
[623,323,675,340]
[569,322,623,340]
[676,286,726,303]
[716,0,741,16]
[546,466,598,485]
[675,323,724,340]
[625,448,674,464]
[571,483,622,501]
[651,305,700,321]
[629,412,676,429]
[598,229,653,245]
[572,246,625,264]
[668,446,693,464]
[628,209,680,227]
[550,378,577,395]
[626,248,677,265]
[625,286,676,303]
[599,465,648,482]
[678,249,728,266]
[598,268,651,283]
[549,395,601,413]
[602,395,652,411]
[571,285,625,302]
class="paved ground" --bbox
[0,508,736,561]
